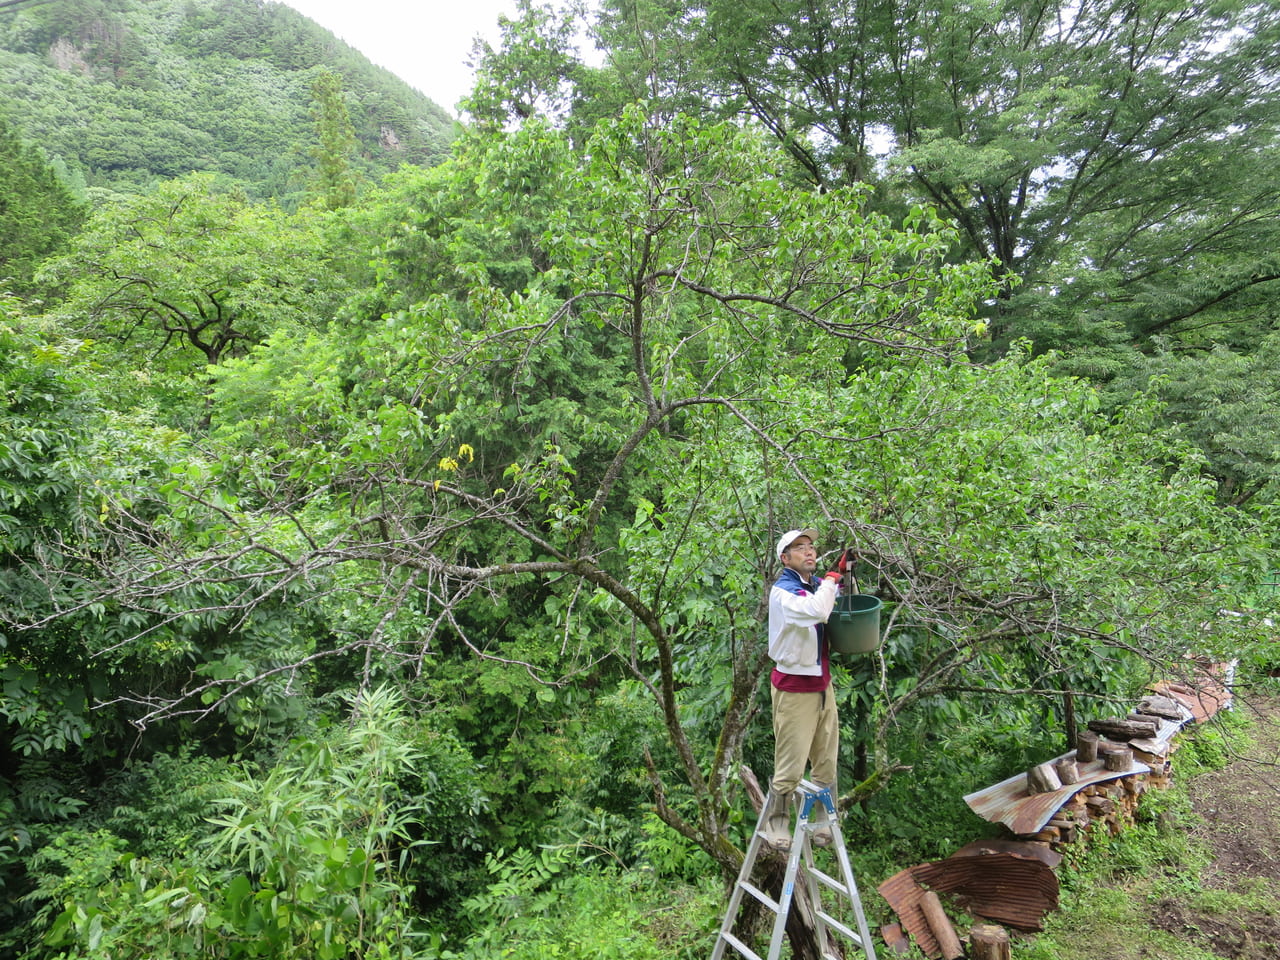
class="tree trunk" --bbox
[855,693,870,813]
[1062,690,1076,755]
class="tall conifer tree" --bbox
[0,113,83,297]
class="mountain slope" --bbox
[0,0,456,199]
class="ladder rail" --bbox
[764,830,808,960]
[798,831,832,960]
[826,817,877,956]
[711,802,778,960]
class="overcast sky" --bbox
[280,0,521,115]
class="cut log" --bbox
[1137,695,1186,720]
[1085,795,1114,816]
[1026,762,1062,795]
[1048,818,1075,843]
[970,923,1012,960]
[1076,730,1099,762]
[1101,744,1133,772]
[1087,717,1158,740]
[1054,758,1080,784]
[919,891,964,960]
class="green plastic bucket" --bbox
[828,594,883,655]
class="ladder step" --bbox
[803,864,851,897]
[737,880,780,913]
[719,930,764,960]
[814,909,864,947]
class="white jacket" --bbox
[768,570,838,676]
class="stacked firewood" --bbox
[884,675,1231,959]
[1032,768,1149,846]
[1024,695,1188,849]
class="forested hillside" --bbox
[0,0,455,199]
[1,1,1278,959]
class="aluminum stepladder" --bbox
[711,780,877,960]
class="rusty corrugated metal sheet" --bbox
[1152,678,1232,725]
[951,838,1062,869]
[878,848,1060,956]
[878,867,945,958]
[962,754,1151,835]
[912,852,1059,931]
[879,921,912,955]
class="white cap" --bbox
[776,528,822,559]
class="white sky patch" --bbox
[279,0,521,115]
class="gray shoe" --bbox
[762,790,794,852]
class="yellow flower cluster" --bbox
[434,444,476,490]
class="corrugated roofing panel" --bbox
[1152,679,1232,725]
[913,852,1059,931]
[962,753,1151,835]
[878,848,1061,955]
[951,838,1062,869]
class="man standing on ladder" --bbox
[764,529,849,851]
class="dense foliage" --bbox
[0,112,84,297]
[475,0,1280,507]
[0,0,455,201]
[1,2,1278,959]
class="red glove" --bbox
[824,548,852,582]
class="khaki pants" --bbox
[770,685,839,793]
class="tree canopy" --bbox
[469,0,1280,508]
